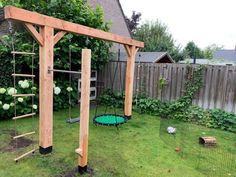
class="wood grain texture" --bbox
[78,49,91,167]
[99,63,236,114]
[39,26,54,149]
[4,6,144,48]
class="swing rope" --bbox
[93,45,127,126]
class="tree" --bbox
[203,44,223,59]
[134,20,183,61]
[183,41,204,59]
[125,11,142,34]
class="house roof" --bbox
[179,58,235,65]
[213,50,236,61]
[117,52,175,63]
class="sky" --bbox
[119,0,236,49]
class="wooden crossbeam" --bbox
[11,51,36,55]
[12,113,36,120]
[12,94,35,97]
[24,23,43,46]
[13,131,35,139]
[14,149,36,162]
[12,74,35,77]
[54,31,66,45]
[3,6,144,48]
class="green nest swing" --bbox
[93,114,127,126]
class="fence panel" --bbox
[98,62,236,114]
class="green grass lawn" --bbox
[0,107,236,177]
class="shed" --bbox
[118,52,175,63]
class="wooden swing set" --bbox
[1,6,144,173]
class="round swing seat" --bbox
[93,114,127,126]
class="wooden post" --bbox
[39,26,54,154]
[124,45,138,119]
[78,49,91,174]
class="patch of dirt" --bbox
[0,129,33,152]
[56,167,95,177]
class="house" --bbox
[118,52,175,63]
[179,58,235,66]
[87,0,131,52]
[213,49,236,65]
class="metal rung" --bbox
[13,113,36,120]
[11,51,35,55]
[12,74,35,77]
[13,131,35,139]
[75,148,83,157]
[14,149,36,162]
[12,94,35,97]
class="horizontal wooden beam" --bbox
[3,6,144,48]
[14,149,36,162]
[13,131,35,139]
[12,74,35,77]
[12,113,36,120]
[11,51,35,55]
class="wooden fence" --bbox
[97,62,236,114]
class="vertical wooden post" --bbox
[78,49,91,174]
[124,45,138,119]
[39,26,54,154]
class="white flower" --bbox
[53,83,56,88]
[10,103,14,107]
[17,97,24,103]
[0,101,2,105]
[66,87,73,92]
[54,86,61,95]
[8,88,17,95]
[0,88,6,94]
[20,80,30,88]
[18,80,24,85]
[2,104,10,110]
[33,104,37,110]
[31,87,37,91]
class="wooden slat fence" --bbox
[97,62,236,114]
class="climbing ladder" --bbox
[12,50,37,162]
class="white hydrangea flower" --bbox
[18,80,24,85]
[10,103,15,107]
[2,104,10,110]
[20,80,30,88]
[0,88,6,94]
[31,87,37,91]
[66,87,73,92]
[33,104,37,110]
[0,101,2,105]
[54,86,61,95]
[17,97,24,103]
[53,83,56,88]
[8,88,17,95]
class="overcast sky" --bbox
[119,0,236,49]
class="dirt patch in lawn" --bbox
[56,167,95,177]
[0,129,33,152]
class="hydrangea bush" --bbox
[0,79,78,119]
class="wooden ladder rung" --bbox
[12,94,35,97]
[14,149,36,162]
[13,113,36,120]
[13,131,35,139]
[12,74,35,77]
[75,148,83,157]
[11,51,36,55]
